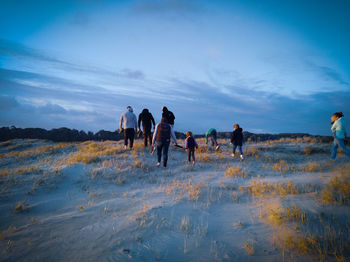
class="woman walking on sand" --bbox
[331,112,350,159]
[152,117,178,167]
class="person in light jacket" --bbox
[152,117,178,167]
[119,106,137,149]
[331,112,350,159]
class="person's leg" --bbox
[143,132,147,147]
[338,139,350,158]
[156,141,163,164]
[148,132,152,147]
[331,139,339,159]
[163,141,170,167]
[188,150,191,162]
[238,146,243,155]
[129,129,135,149]
[124,129,128,147]
[233,145,237,154]
[191,150,195,162]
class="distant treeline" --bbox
[0,126,333,143]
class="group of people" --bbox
[120,106,350,168]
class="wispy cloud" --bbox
[1,40,349,134]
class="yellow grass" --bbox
[240,180,299,198]
[321,165,350,205]
[166,179,206,200]
[224,166,245,178]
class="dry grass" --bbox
[166,179,206,201]
[240,180,299,198]
[196,153,213,162]
[224,166,245,178]
[321,166,350,205]
[67,141,122,165]
[299,161,322,172]
[272,160,294,175]
[243,242,255,255]
[245,146,260,158]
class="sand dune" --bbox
[0,137,349,261]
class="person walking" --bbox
[185,131,198,165]
[161,106,175,128]
[138,108,155,147]
[119,106,137,149]
[230,124,244,160]
[152,117,178,167]
[331,112,350,159]
[205,128,220,150]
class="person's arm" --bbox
[205,131,208,144]
[150,114,155,128]
[119,114,124,130]
[133,115,138,132]
[194,138,198,148]
[185,138,188,149]
[170,126,178,144]
[152,124,159,145]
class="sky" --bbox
[0,0,350,135]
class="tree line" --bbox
[0,126,332,143]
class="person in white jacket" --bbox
[331,112,350,159]
[119,106,137,149]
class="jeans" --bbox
[124,128,135,148]
[187,149,195,162]
[156,140,170,167]
[233,145,243,155]
[331,138,350,159]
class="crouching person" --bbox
[152,118,178,167]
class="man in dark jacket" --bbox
[161,106,175,127]
[138,108,155,147]
[230,124,244,160]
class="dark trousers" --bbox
[233,145,243,155]
[210,135,218,146]
[143,129,152,147]
[124,128,135,148]
[187,149,195,162]
[156,140,170,167]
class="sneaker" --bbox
[156,162,161,167]
[192,161,195,166]
[124,145,127,149]
[231,153,235,157]
[240,155,244,160]
[215,145,220,151]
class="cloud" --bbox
[1,40,350,135]
[131,0,201,15]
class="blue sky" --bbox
[0,0,349,135]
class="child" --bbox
[185,131,198,165]
[230,124,244,160]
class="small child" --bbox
[230,124,244,160]
[185,131,198,165]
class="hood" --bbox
[142,108,149,114]
[162,106,168,112]
[126,106,133,112]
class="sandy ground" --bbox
[0,138,349,262]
